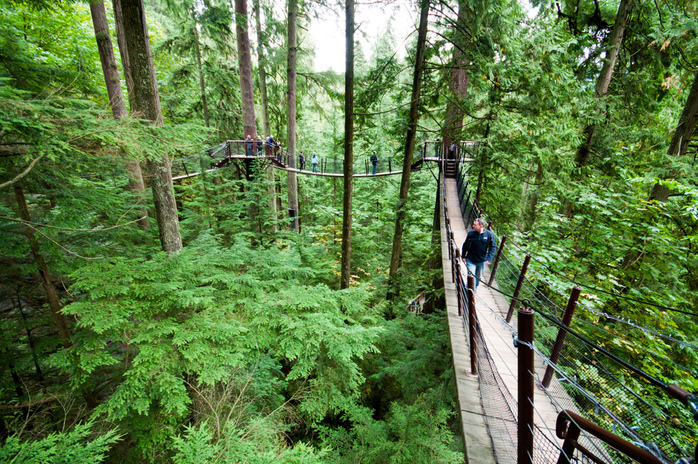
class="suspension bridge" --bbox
[440,161,697,464]
[172,139,696,463]
[170,139,476,180]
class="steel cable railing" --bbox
[442,163,695,463]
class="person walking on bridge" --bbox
[461,218,496,290]
[256,136,263,155]
[311,153,318,173]
[370,151,378,174]
[299,151,305,170]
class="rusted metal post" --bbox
[488,235,506,285]
[506,254,531,323]
[467,274,477,375]
[454,248,459,284]
[518,304,535,464]
[542,287,581,388]
[389,159,392,172]
[182,160,190,178]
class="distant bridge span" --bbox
[171,140,476,181]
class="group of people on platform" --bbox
[243,136,385,175]
[434,138,459,159]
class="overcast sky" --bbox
[309,1,416,72]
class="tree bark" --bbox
[622,69,698,280]
[253,0,277,230]
[90,0,127,119]
[235,0,257,139]
[650,68,698,202]
[113,0,134,104]
[387,0,429,300]
[442,0,471,148]
[14,186,72,349]
[340,0,354,289]
[16,296,44,383]
[192,8,210,128]
[286,0,299,231]
[90,0,148,229]
[254,0,271,138]
[574,0,632,168]
[122,0,182,253]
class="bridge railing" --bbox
[172,140,439,179]
[441,165,696,463]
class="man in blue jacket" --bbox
[461,218,496,290]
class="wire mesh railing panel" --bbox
[446,154,695,464]
[474,316,519,463]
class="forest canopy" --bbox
[1,0,697,462]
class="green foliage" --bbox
[0,421,121,464]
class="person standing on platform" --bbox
[299,151,305,170]
[275,142,282,162]
[370,151,378,174]
[266,135,275,156]
[311,153,318,173]
[256,136,264,155]
[435,138,441,157]
[461,218,496,290]
[245,135,253,156]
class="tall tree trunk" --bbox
[622,69,698,281]
[286,0,299,231]
[234,0,260,234]
[16,296,44,383]
[340,0,354,289]
[192,9,210,128]
[574,0,632,168]
[90,0,127,119]
[253,0,277,230]
[253,0,271,138]
[387,0,429,300]
[235,0,257,139]
[113,0,134,104]
[650,68,698,202]
[14,186,72,349]
[90,0,148,229]
[442,0,471,148]
[122,0,183,253]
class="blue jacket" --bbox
[462,229,496,264]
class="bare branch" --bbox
[0,155,44,189]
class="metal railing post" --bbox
[488,235,506,285]
[542,287,581,388]
[453,247,459,284]
[467,274,477,375]
[518,304,535,464]
[182,160,189,178]
[506,254,531,323]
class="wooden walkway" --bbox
[441,176,595,463]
